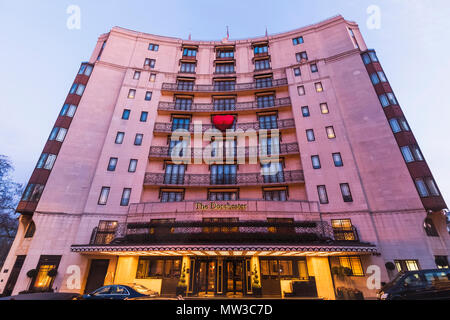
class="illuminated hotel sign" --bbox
[195,202,248,211]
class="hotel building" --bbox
[1,15,449,299]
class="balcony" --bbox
[161,78,288,93]
[144,170,304,187]
[153,118,296,134]
[148,142,300,160]
[158,97,291,114]
[332,227,360,242]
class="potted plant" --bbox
[26,269,37,278]
[251,265,262,297]
[331,266,353,300]
[47,269,58,278]
[176,264,188,297]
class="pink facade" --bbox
[1,15,448,299]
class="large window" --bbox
[214,80,235,91]
[136,258,181,279]
[93,221,118,245]
[255,77,273,88]
[217,50,234,58]
[257,95,275,108]
[30,256,61,292]
[332,219,357,241]
[415,177,440,197]
[263,187,288,201]
[339,257,364,276]
[395,260,420,272]
[255,59,270,71]
[261,161,284,183]
[258,114,278,129]
[177,80,194,91]
[172,117,190,131]
[175,98,193,111]
[215,63,235,74]
[36,153,57,170]
[211,164,237,185]
[164,164,186,185]
[160,189,184,202]
[180,62,196,73]
[254,45,268,54]
[183,48,197,57]
[208,189,238,201]
[214,98,236,111]
[260,258,306,279]
[21,184,44,202]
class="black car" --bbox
[378,268,450,300]
[78,284,159,300]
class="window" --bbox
[401,145,423,163]
[301,106,310,117]
[214,80,235,91]
[340,183,353,202]
[49,127,67,142]
[320,103,329,114]
[128,159,138,173]
[107,158,118,171]
[424,218,439,237]
[379,93,398,107]
[370,73,380,85]
[140,111,148,122]
[69,83,85,96]
[255,77,273,88]
[176,98,193,111]
[261,161,284,183]
[133,71,141,80]
[311,155,321,169]
[183,48,197,57]
[128,89,136,99]
[149,73,156,82]
[333,153,343,167]
[216,63,235,74]
[144,58,156,68]
[294,68,301,76]
[296,51,308,62]
[306,129,315,142]
[260,259,299,279]
[160,189,184,202]
[115,132,125,144]
[24,221,36,238]
[377,71,387,83]
[315,82,323,92]
[255,59,271,71]
[98,187,110,205]
[317,185,328,204]
[434,256,449,269]
[208,190,238,201]
[263,187,288,201]
[36,153,57,170]
[326,126,336,139]
[254,45,268,54]
[297,86,305,96]
[180,62,196,73]
[164,164,186,184]
[387,93,398,105]
[379,94,390,107]
[395,260,420,272]
[136,258,182,279]
[267,218,295,234]
[260,136,280,156]
[292,36,304,45]
[415,177,440,197]
[258,114,278,129]
[21,184,44,202]
[93,221,118,244]
[203,218,239,234]
[97,41,106,61]
[332,219,357,241]
[172,117,190,131]
[178,80,194,91]
[148,43,159,51]
[339,257,364,276]
[145,91,152,101]
[217,50,234,59]
[31,256,61,292]
[122,109,131,120]
[215,98,236,111]
[362,51,379,65]
[134,134,143,146]
[78,64,93,76]
[120,188,131,206]
[310,64,318,73]
[60,104,77,117]
[210,164,237,185]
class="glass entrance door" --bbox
[225,260,244,296]
[196,260,217,296]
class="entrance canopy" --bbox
[71,244,378,257]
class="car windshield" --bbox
[382,272,405,290]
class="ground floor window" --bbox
[395,259,420,272]
[136,257,182,279]
[30,255,61,292]
[338,256,364,276]
[260,258,308,279]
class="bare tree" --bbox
[0,155,23,269]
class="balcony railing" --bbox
[332,227,360,242]
[148,142,300,159]
[158,97,291,113]
[153,118,295,134]
[144,170,304,187]
[161,78,288,93]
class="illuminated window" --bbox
[149,73,156,82]
[133,71,141,80]
[203,218,239,234]
[30,256,61,292]
[395,260,420,272]
[136,258,181,279]
[339,256,364,276]
[320,103,329,114]
[326,126,336,139]
[128,89,136,99]
[315,82,323,92]
[94,220,118,244]
[332,219,356,241]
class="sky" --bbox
[0,0,449,204]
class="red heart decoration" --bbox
[213,115,235,131]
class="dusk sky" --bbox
[0,0,449,203]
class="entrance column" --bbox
[307,257,335,300]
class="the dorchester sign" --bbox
[195,202,248,211]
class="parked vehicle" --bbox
[378,269,450,300]
[77,284,159,300]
